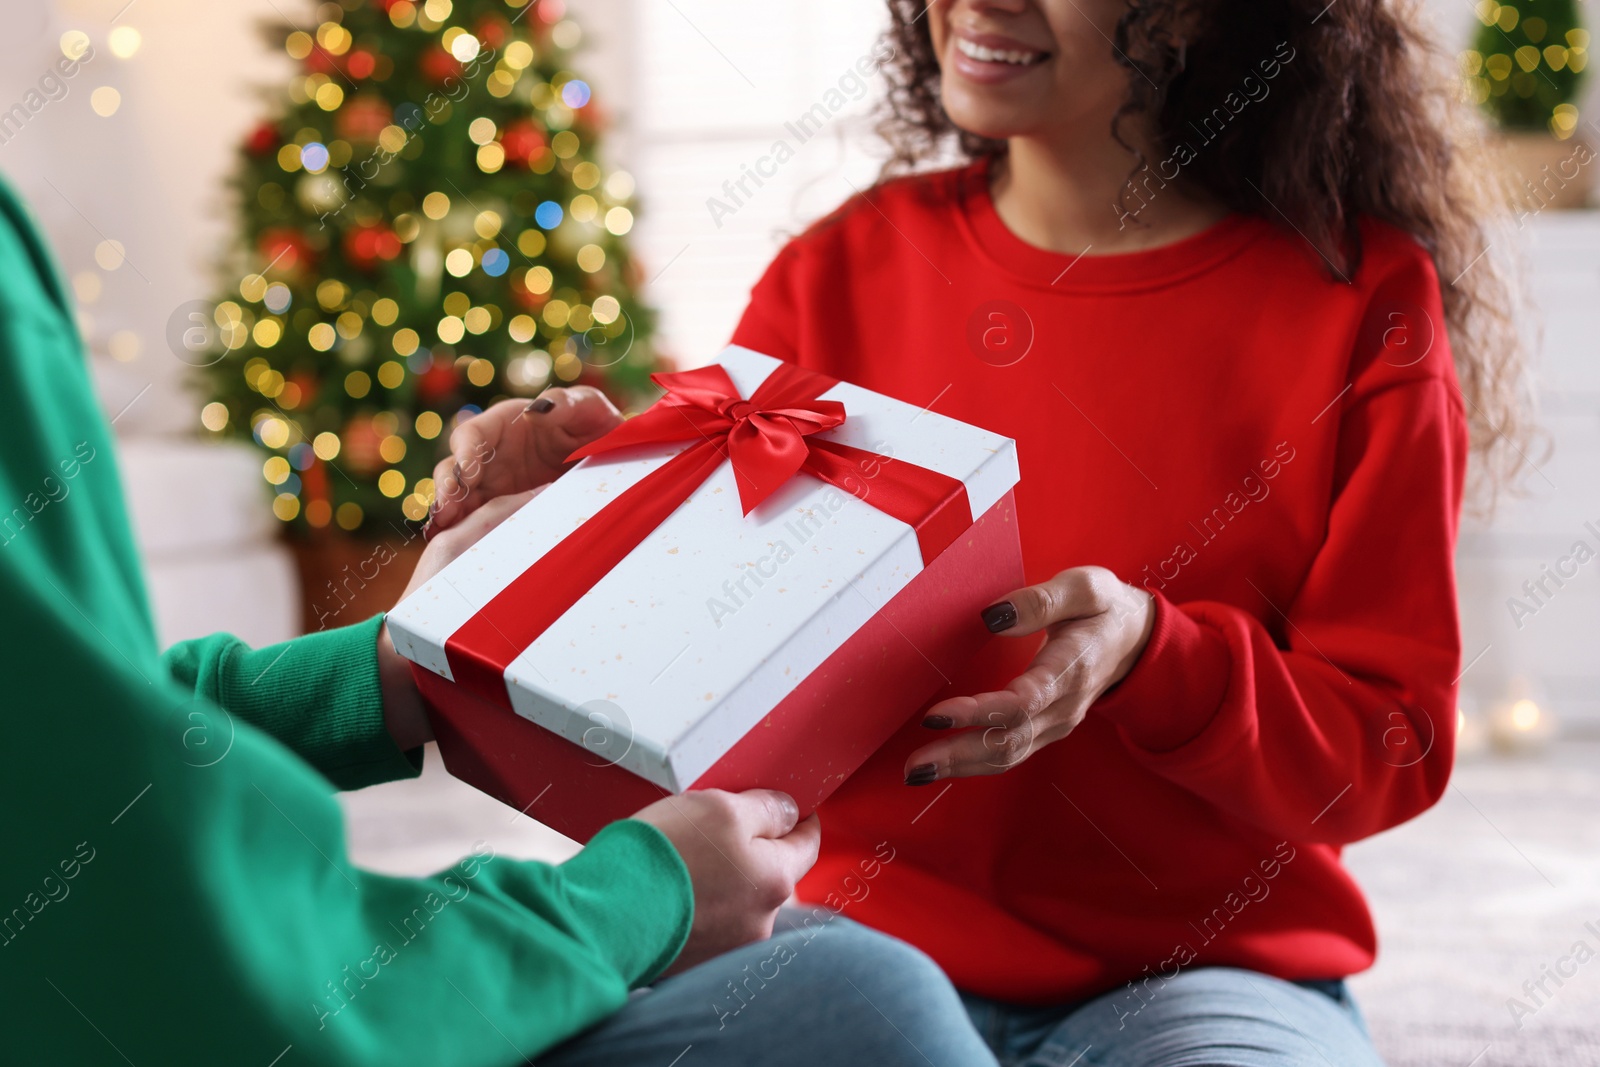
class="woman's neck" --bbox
[991,131,1229,255]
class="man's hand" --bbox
[425,388,621,539]
[631,789,821,975]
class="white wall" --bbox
[1458,217,1600,730]
[618,0,892,364]
[5,0,302,437]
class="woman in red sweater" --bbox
[435,0,1530,1061]
[728,0,1529,1059]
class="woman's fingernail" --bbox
[922,715,953,730]
[421,519,435,542]
[528,397,556,414]
[904,763,938,786]
[981,601,1017,633]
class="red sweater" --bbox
[731,162,1466,1005]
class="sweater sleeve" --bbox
[160,615,422,791]
[10,575,694,1066]
[1091,249,1467,845]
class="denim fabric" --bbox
[540,911,1384,1067]
[960,967,1383,1067]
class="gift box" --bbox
[388,346,1022,841]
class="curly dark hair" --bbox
[878,0,1535,503]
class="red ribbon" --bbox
[444,361,973,707]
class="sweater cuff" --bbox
[1091,593,1233,753]
[308,615,425,791]
[559,820,694,988]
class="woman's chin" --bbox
[943,109,1026,146]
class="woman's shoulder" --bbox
[1353,216,1443,291]
[1241,211,1440,296]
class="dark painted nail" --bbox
[904,763,938,786]
[922,715,953,730]
[421,519,435,542]
[981,601,1017,633]
[528,397,555,414]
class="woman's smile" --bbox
[949,30,1053,84]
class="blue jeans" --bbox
[539,910,1385,1066]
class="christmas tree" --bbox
[198,0,658,536]
[1464,0,1589,137]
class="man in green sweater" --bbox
[0,178,986,1065]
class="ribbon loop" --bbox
[572,363,853,515]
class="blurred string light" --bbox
[94,240,126,271]
[561,79,590,107]
[300,142,330,172]
[1489,678,1559,754]
[1460,3,1588,137]
[90,87,121,117]
[109,26,141,59]
[534,200,563,228]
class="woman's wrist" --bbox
[377,619,434,751]
[1110,583,1157,688]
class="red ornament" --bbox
[417,359,459,402]
[500,120,546,167]
[303,48,337,75]
[346,50,378,80]
[341,418,384,475]
[344,224,403,271]
[258,228,315,274]
[420,47,463,85]
[301,458,330,510]
[475,16,511,50]
[245,121,279,157]
[336,96,392,142]
[288,372,321,408]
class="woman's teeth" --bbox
[956,38,1047,66]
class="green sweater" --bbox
[0,179,692,1064]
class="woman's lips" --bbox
[950,33,1052,85]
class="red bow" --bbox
[569,363,848,515]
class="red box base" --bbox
[414,489,1023,842]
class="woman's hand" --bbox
[377,487,547,752]
[424,386,622,539]
[904,566,1155,785]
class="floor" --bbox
[342,741,1600,1066]
[1342,742,1600,1067]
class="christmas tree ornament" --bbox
[335,95,393,142]
[344,223,403,270]
[340,416,385,475]
[245,121,280,157]
[257,228,315,274]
